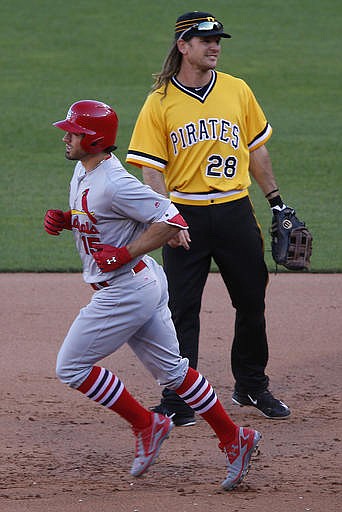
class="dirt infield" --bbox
[1,273,341,512]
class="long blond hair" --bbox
[151,41,182,94]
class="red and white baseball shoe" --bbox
[220,426,261,490]
[130,413,174,477]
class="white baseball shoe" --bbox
[220,426,261,490]
[130,413,174,477]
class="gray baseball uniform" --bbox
[69,154,171,283]
[56,154,189,389]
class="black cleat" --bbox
[151,403,196,427]
[232,389,291,419]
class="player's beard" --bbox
[203,54,218,70]
[65,152,77,161]
[65,146,87,161]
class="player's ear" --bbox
[177,39,188,54]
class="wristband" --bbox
[268,194,284,208]
[265,188,279,199]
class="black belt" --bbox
[90,260,147,290]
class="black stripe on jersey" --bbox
[127,149,167,166]
[248,122,270,147]
[171,70,217,103]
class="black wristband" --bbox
[265,188,279,199]
[268,194,284,208]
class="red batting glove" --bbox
[93,244,132,272]
[44,209,72,236]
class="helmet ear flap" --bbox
[81,135,106,154]
[89,136,105,148]
[90,137,104,146]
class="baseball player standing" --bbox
[43,99,262,490]
[126,11,291,426]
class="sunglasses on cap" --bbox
[177,21,224,40]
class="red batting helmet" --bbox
[53,100,119,154]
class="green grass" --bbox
[0,0,341,271]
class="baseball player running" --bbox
[43,99,261,490]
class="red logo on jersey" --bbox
[72,217,99,234]
[82,189,97,224]
[154,201,160,208]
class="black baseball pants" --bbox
[160,196,270,413]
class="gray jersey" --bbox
[69,154,172,283]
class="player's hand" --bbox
[44,209,72,236]
[93,244,132,272]
[167,230,191,250]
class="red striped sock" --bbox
[175,367,237,443]
[77,366,151,430]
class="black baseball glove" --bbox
[270,207,313,271]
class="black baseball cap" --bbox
[175,11,231,40]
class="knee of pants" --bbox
[56,355,91,389]
[157,357,189,390]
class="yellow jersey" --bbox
[127,70,272,205]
